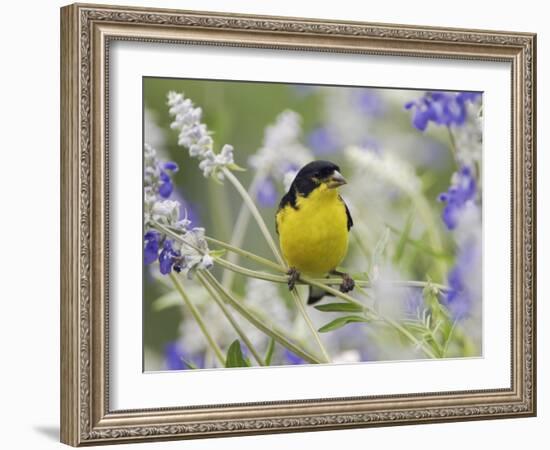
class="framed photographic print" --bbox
[60,3,536,446]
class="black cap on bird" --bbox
[290,160,347,197]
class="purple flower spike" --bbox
[158,170,174,198]
[163,161,179,172]
[444,243,480,320]
[456,92,482,103]
[164,341,205,370]
[354,89,385,117]
[404,91,480,132]
[284,349,305,365]
[256,177,278,208]
[308,126,340,155]
[144,230,160,265]
[158,239,181,275]
[438,165,477,230]
[164,342,186,370]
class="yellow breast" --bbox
[276,184,349,276]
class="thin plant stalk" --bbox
[205,234,450,292]
[221,170,264,289]
[221,167,331,363]
[196,272,266,366]
[222,168,283,264]
[206,235,283,271]
[411,195,447,282]
[156,221,449,292]
[442,320,458,358]
[169,272,226,366]
[301,276,438,359]
[157,221,442,358]
[446,125,459,164]
[199,270,322,364]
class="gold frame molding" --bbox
[60,3,536,446]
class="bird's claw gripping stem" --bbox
[331,271,355,293]
[340,273,355,293]
[287,267,300,291]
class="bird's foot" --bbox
[333,271,355,294]
[340,273,355,293]
[287,267,300,291]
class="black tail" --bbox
[307,285,326,305]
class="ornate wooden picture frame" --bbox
[60,3,536,446]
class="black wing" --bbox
[275,187,299,235]
[339,196,353,231]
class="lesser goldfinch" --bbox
[276,160,354,304]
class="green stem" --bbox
[412,195,447,282]
[207,179,232,242]
[382,316,438,359]
[196,272,265,366]
[292,288,331,362]
[199,270,322,364]
[154,222,449,293]
[222,168,283,264]
[214,257,287,283]
[442,320,458,358]
[206,234,450,292]
[446,125,459,165]
[221,171,264,289]
[301,276,438,359]
[385,223,450,259]
[221,167,331,364]
[206,235,283,271]
[169,272,226,366]
[156,222,443,359]
[215,251,436,358]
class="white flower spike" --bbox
[167,91,236,178]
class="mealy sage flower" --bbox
[404,91,481,132]
[248,110,313,206]
[439,167,482,320]
[445,237,481,320]
[167,91,236,179]
[143,142,213,276]
[438,166,477,230]
[318,88,379,151]
[249,110,312,176]
[454,101,483,170]
[144,143,179,201]
[345,146,421,197]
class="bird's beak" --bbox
[326,170,347,189]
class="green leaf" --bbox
[264,338,275,366]
[225,340,251,368]
[210,169,225,185]
[314,302,364,313]
[393,214,414,264]
[318,315,370,333]
[227,163,246,172]
[423,281,449,324]
[209,248,227,258]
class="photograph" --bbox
[58,3,536,445]
[142,78,483,370]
